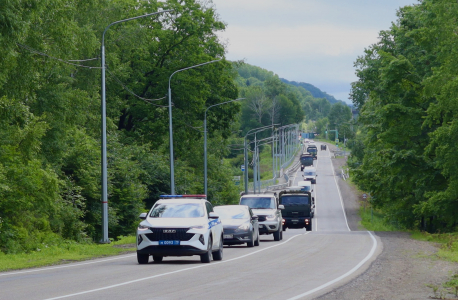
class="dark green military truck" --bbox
[279,190,314,231]
[306,145,317,160]
[300,153,314,171]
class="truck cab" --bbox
[279,190,314,231]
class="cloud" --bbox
[219,24,379,58]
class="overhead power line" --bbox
[17,43,101,69]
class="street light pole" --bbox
[204,98,244,197]
[100,10,172,243]
[243,124,278,193]
[168,59,221,195]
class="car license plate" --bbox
[158,240,180,246]
[292,219,299,223]
[223,234,233,239]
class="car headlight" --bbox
[266,214,276,221]
[236,223,250,231]
[138,225,149,231]
[190,224,207,230]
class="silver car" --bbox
[214,205,260,247]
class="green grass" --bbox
[0,236,136,272]
[359,206,399,231]
[411,232,458,263]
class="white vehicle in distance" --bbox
[136,195,223,264]
[297,180,313,192]
[302,166,317,184]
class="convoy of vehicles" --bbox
[136,142,326,264]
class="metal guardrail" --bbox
[265,183,288,191]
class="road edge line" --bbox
[286,231,378,300]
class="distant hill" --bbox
[280,78,346,106]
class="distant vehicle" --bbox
[321,144,327,150]
[302,166,317,184]
[303,139,310,144]
[279,190,314,231]
[136,195,224,264]
[306,145,317,159]
[239,193,284,241]
[300,153,314,171]
[297,180,313,192]
[214,205,259,247]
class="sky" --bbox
[210,0,419,103]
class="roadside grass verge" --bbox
[0,236,136,272]
[411,232,458,263]
[359,206,399,231]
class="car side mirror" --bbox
[139,212,147,220]
[251,215,258,220]
[278,204,285,210]
[209,212,220,219]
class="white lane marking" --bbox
[0,254,136,277]
[329,147,351,232]
[44,233,311,300]
[287,231,378,300]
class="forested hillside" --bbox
[349,0,458,232]
[280,78,345,105]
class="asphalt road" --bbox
[0,142,381,300]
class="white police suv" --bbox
[136,195,224,264]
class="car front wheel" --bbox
[247,231,255,247]
[152,255,163,262]
[200,237,212,263]
[212,236,223,261]
[137,252,149,264]
[273,226,281,241]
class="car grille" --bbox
[284,211,308,217]
[257,216,267,222]
[145,228,194,241]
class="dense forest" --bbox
[348,0,458,232]
[0,0,350,254]
[0,0,244,253]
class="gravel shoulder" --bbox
[315,143,458,300]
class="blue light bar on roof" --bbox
[160,195,207,198]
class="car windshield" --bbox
[300,185,311,192]
[240,197,275,209]
[281,196,309,205]
[304,171,315,176]
[149,203,204,218]
[307,148,317,153]
[214,206,249,220]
